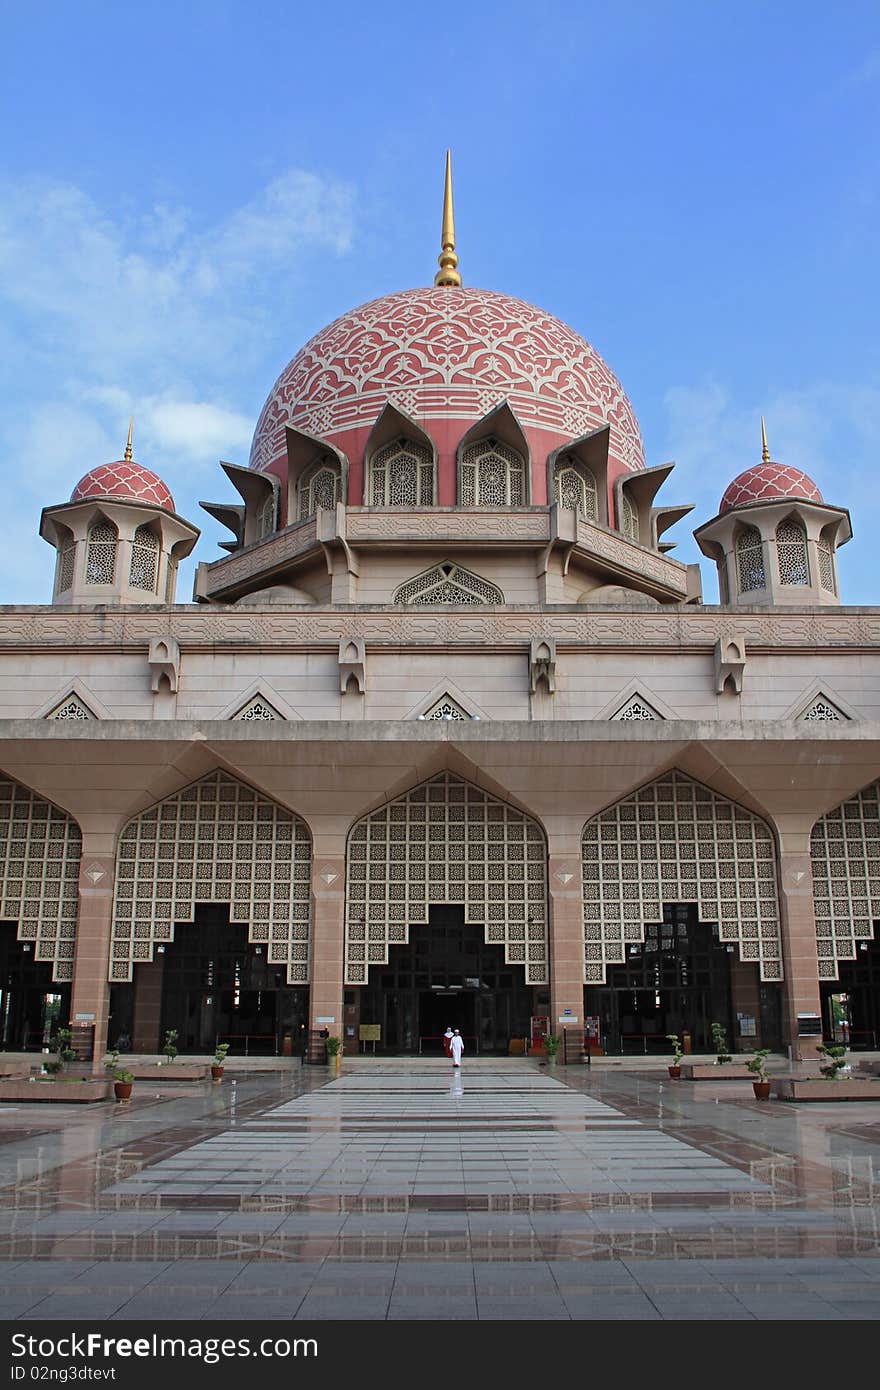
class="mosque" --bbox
[2,155,878,1064]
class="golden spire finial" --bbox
[434,149,462,288]
[761,416,770,464]
[124,418,133,462]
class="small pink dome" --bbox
[720,462,822,515]
[71,461,175,513]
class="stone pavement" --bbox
[0,1058,877,1319]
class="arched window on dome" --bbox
[736,525,765,593]
[368,439,433,507]
[257,494,276,539]
[85,519,118,586]
[620,492,639,542]
[776,517,809,586]
[55,526,76,596]
[817,524,836,595]
[298,460,340,520]
[554,459,597,521]
[129,524,160,592]
[459,438,524,507]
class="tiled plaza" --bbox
[0,1059,878,1319]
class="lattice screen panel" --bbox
[345,772,547,985]
[393,562,503,606]
[802,699,844,722]
[0,779,81,982]
[110,771,311,983]
[581,771,782,984]
[811,780,880,980]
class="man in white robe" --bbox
[450,1029,464,1068]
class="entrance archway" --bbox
[821,922,880,1052]
[0,921,70,1049]
[156,905,309,1055]
[358,905,533,1054]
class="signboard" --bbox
[316,1016,336,1025]
[69,1023,95,1064]
[737,1014,757,1037]
[797,1013,822,1037]
[585,1016,601,1040]
[558,1016,579,1025]
[359,1024,381,1042]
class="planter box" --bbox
[679,1064,755,1080]
[772,1078,880,1102]
[0,1078,111,1103]
[117,1062,209,1081]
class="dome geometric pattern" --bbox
[71,461,176,513]
[249,287,646,477]
[720,462,822,515]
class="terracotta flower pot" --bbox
[211,1065,224,1082]
[752,1080,771,1101]
[668,1065,681,1079]
[114,1081,133,1102]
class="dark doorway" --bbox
[358,905,532,1054]
[0,921,69,1049]
[159,904,308,1054]
[822,922,880,1050]
[584,904,734,1055]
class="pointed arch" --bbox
[736,523,765,593]
[554,458,598,521]
[581,771,782,985]
[110,771,312,983]
[776,515,809,585]
[393,561,504,606]
[811,780,880,980]
[457,401,531,506]
[0,774,81,981]
[129,523,160,592]
[345,772,548,985]
[85,517,118,585]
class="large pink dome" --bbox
[248,288,646,495]
[71,461,175,513]
[720,462,822,515]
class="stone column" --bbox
[773,822,823,1061]
[546,839,585,1062]
[69,837,116,1075]
[308,851,346,1053]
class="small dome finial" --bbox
[761,416,770,464]
[434,150,462,288]
[124,418,134,462]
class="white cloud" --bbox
[0,168,356,603]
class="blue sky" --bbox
[1,0,878,604]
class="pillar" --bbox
[773,823,823,1061]
[546,836,585,1061]
[69,834,116,1075]
[308,850,346,1052]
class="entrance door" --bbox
[359,906,532,1054]
[585,904,734,1055]
[0,922,70,1049]
[158,905,307,1054]
[824,928,880,1050]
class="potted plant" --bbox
[666,1033,683,1078]
[817,1043,848,1079]
[711,1021,732,1065]
[544,1033,561,1068]
[43,1027,75,1076]
[161,1029,179,1063]
[110,1063,134,1102]
[325,1035,342,1070]
[211,1043,229,1082]
[746,1049,771,1100]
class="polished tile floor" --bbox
[0,1058,878,1319]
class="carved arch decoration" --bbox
[392,562,504,606]
[110,771,311,984]
[0,777,81,982]
[811,780,880,981]
[345,772,548,985]
[581,771,782,984]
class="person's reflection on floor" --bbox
[450,1071,463,1099]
